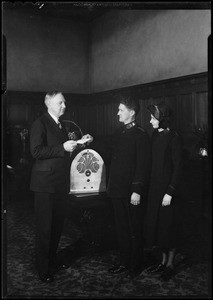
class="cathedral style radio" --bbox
[70,149,106,196]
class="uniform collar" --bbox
[157,128,170,136]
[124,121,136,130]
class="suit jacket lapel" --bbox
[45,113,68,143]
[60,121,69,141]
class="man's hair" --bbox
[119,95,140,116]
[44,90,61,106]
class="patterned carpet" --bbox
[3,186,212,299]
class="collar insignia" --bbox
[125,121,136,129]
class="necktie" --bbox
[57,121,62,129]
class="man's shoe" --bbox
[108,264,128,274]
[57,262,70,270]
[126,267,143,279]
[39,272,54,283]
[147,263,166,274]
[160,266,175,281]
[51,262,70,274]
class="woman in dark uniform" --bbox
[145,103,183,281]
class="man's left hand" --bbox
[130,192,141,205]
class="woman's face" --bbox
[150,114,159,129]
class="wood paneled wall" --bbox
[77,72,208,137]
[5,72,209,159]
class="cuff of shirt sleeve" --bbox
[166,185,176,196]
[131,182,143,196]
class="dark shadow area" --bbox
[2,125,211,298]
[3,148,212,298]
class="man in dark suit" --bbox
[30,91,92,283]
[107,95,151,279]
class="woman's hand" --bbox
[162,194,172,206]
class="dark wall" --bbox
[3,9,90,93]
[91,10,211,92]
[3,8,211,94]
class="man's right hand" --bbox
[63,140,77,152]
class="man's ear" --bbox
[130,110,135,118]
[44,98,50,108]
[46,99,51,107]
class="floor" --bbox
[2,162,212,298]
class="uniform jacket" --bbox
[107,122,151,198]
[30,113,71,194]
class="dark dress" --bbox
[144,129,183,251]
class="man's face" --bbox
[117,103,134,124]
[47,93,66,118]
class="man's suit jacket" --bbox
[30,113,71,194]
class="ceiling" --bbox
[3,2,209,22]
[3,2,109,22]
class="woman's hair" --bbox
[147,102,172,129]
[119,95,140,116]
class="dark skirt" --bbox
[144,182,182,251]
